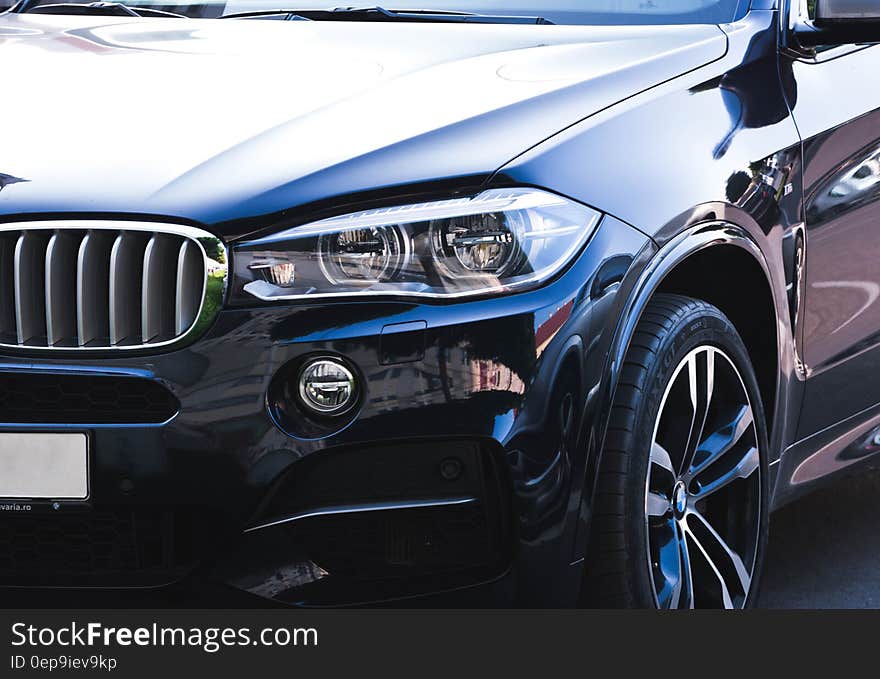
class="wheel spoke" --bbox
[688,405,755,481]
[678,526,695,609]
[683,522,733,608]
[651,442,674,474]
[662,523,696,610]
[692,445,759,501]
[647,491,671,518]
[685,510,752,608]
[680,349,715,476]
[650,441,677,490]
[653,519,683,609]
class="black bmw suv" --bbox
[0,0,877,608]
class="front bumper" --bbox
[0,216,649,606]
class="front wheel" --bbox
[583,294,769,609]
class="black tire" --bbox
[583,293,769,608]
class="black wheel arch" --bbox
[572,220,794,565]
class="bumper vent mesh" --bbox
[0,222,224,351]
[0,372,178,424]
[0,508,209,586]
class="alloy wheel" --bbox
[645,345,762,609]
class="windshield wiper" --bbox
[11,0,186,17]
[219,5,553,24]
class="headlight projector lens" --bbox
[297,358,358,415]
[431,212,521,276]
[319,225,408,284]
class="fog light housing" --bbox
[297,358,358,416]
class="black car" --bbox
[0,0,877,609]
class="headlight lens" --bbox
[320,224,409,284]
[232,188,601,302]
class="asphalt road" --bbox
[757,465,880,609]
[4,468,880,609]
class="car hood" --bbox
[0,15,726,238]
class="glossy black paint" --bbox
[793,47,880,435]
[771,40,880,506]
[0,16,727,236]
[0,1,878,604]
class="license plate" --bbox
[0,433,88,500]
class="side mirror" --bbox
[816,0,880,23]
[794,0,880,47]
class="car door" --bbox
[785,6,880,438]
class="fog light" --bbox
[298,358,357,415]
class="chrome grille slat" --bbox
[0,221,225,352]
[76,231,114,348]
[14,232,49,346]
[45,232,81,347]
[175,240,204,335]
[109,232,150,346]
[0,236,17,343]
[141,234,180,343]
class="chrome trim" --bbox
[244,496,478,534]
[0,220,228,352]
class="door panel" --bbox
[791,45,880,438]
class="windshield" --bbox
[2,0,750,24]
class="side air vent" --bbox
[0,222,226,351]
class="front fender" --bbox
[571,220,799,564]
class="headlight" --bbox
[232,188,601,302]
